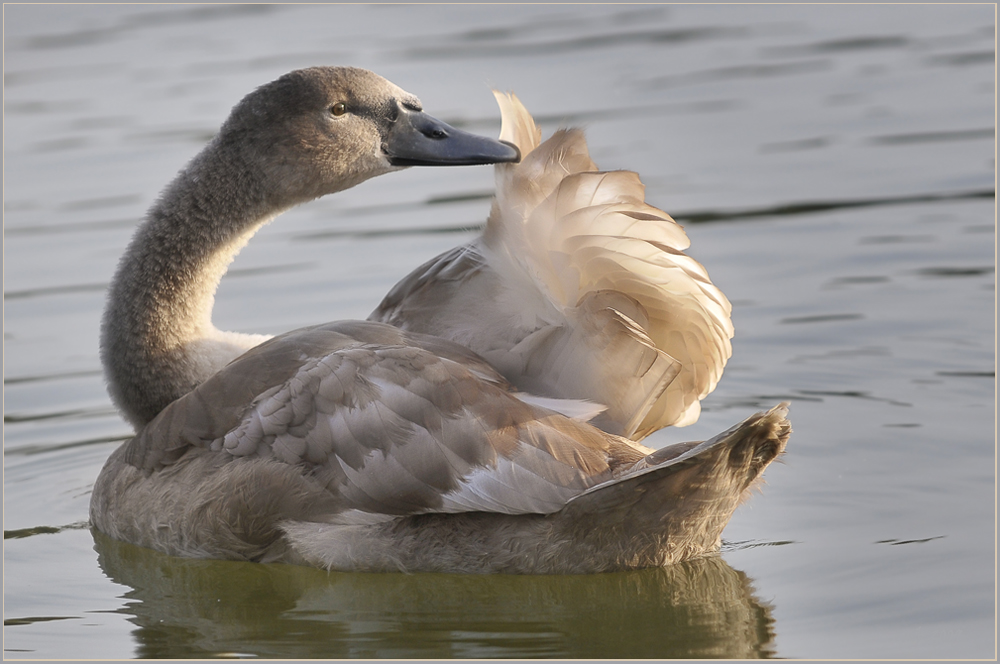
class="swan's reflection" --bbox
[94,529,777,659]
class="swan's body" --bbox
[91,67,789,573]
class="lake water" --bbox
[3,4,995,660]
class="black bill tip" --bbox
[385,107,521,167]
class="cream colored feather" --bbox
[490,92,732,435]
[374,92,734,438]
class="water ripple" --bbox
[876,536,946,546]
[5,434,131,457]
[4,616,80,627]
[396,26,745,61]
[797,389,911,407]
[781,313,864,325]
[4,282,106,300]
[925,51,994,67]
[767,35,909,57]
[871,128,994,146]
[673,189,993,224]
[647,59,830,89]
[4,521,90,541]
[916,266,995,278]
[3,369,102,386]
[935,371,994,378]
[16,4,282,52]
[4,217,138,237]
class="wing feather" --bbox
[124,321,646,521]
[370,93,733,438]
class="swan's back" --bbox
[372,93,734,439]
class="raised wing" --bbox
[372,93,733,439]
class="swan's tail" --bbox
[556,403,791,566]
[485,92,734,438]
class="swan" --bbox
[91,67,790,573]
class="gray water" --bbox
[3,4,995,660]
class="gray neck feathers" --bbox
[101,139,281,430]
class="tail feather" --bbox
[557,403,791,563]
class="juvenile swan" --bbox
[92,67,790,573]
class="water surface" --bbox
[4,4,995,660]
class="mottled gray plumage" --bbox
[92,67,790,573]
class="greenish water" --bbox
[4,4,994,659]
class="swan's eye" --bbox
[330,103,347,117]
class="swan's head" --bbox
[218,66,520,203]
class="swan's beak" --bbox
[384,106,520,167]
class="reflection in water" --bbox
[94,530,776,659]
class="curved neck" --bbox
[101,144,281,429]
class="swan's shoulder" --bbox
[122,320,649,522]
[370,243,499,349]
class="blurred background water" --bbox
[3,4,994,660]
